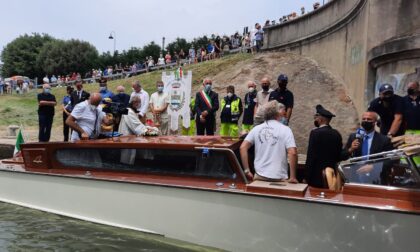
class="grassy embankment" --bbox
[0,53,252,130]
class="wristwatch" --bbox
[244,169,250,174]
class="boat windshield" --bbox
[55,148,237,179]
[340,154,420,189]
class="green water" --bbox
[0,203,223,252]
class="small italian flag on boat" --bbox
[14,128,24,157]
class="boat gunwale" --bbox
[0,167,419,216]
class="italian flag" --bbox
[14,129,24,157]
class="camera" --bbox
[102,101,128,116]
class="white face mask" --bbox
[227,92,233,98]
[248,87,255,93]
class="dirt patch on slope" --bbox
[194,52,359,153]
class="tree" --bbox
[166,37,191,56]
[142,41,161,62]
[36,39,98,76]
[1,33,54,79]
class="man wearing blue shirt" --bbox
[98,78,114,100]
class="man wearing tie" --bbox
[341,111,394,184]
[342,111,394,160]
[71,81,90,107]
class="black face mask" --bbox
[314,120,320,128]
[262,86,269,91]
[361,121,374,132]
[278,82,287,90]
[381,96,393,102]
[407,89,416,96]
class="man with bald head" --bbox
[403,81,420,133]
[253,77,273,126]
[38,83,57,142]
[130,80,149,123]
[341,111,393,160]
[66,93,106,141]
[112,85,130,108]
[242,81,257,132]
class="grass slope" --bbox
[0,53,252,129]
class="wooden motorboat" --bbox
[0,135,419,252]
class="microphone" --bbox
[355,128,366,142]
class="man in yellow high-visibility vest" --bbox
[182,97,196,136]
[220,85,243,137]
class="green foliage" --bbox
[1,33,54,79]
[142,41,161,62]
[166,38,191,55]
[36,39,99,76]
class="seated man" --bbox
[240,101,298,182]
[66,93,107,141]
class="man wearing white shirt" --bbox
[130,80,149,123]
[150,81,170,135]
[66,93,106,141]
[240,101,298,183]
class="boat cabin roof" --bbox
[22,136,243,150]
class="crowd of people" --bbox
[36,70,420,189]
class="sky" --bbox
[0,0,316,55]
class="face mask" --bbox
[205,84,212,92]
[90,105,97,110]
[279,117,288,125]
[44,88,50,94]
[314,120,320,128]
[99,86,107,92]
[361,121,374,132]
[381,95,393,102]
[407,89,416,96]
[278,83,287,90]
[227,92,233,98]
[248,87,255,93]
[158,86,164,92]
[262,85,269,92]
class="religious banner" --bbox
[161,68,192,131]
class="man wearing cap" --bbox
[305,105,342,188]
[402,81,420,133]
[269,74,294,124]
[98,78,114,100]
[368,84,404,137]
[130,80,149,123]
[194,78,219,135]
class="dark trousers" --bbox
[38,113,54,142]
[196,116,215,136]
[63,112,70,142]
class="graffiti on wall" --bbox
[350,44,363,65]
[375,68,419,97]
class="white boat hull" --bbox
[0,170,418,252]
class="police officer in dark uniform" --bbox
[242,81,257,132]
[403,81,420,133]
[368,83,404,137]
[305,105,342,188]
[268,74,294,125]
[194,78,219,135]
